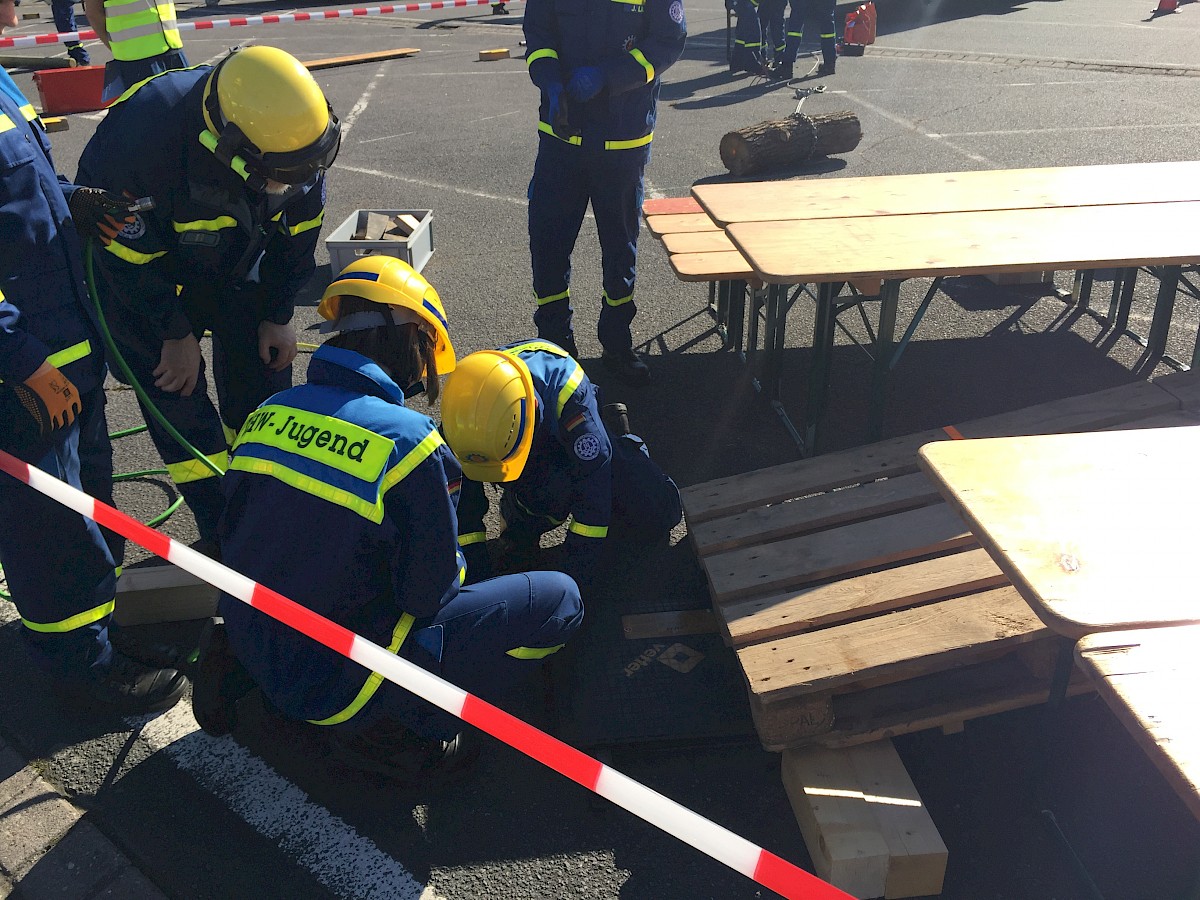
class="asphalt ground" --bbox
[2,0,1200,897]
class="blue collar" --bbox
[306,344,409,406]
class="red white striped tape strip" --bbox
[0,0,518,50]
[0,448,851,900]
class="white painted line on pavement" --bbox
[835,88,996,166]
[929,122,1200,138]
[338,61,390,141]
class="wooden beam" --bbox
[42,116,70,133]
[303,49,419,71]
[0,54,76,69]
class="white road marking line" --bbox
[137,702,446,900]
[339,62,390,141]
[476,109,521,122]
[337,164,532,208]
[929,122,1200,138]
[836,88,995,165]
[357,130,418,144]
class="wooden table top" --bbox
[693,160,1200,226]
[1076,624,1200,821]
[918,425,1200,639]
[727,199,1200,284]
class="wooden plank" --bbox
[849,741,948,899]
[661,230,732,255]
[620,610,719,640]
[756,654,1093,751]
[303,49,419,71]
[680,428,947,524]
[668,250,756,282]
[703,503,974,603]
[740,586,1045,703]
[113,564,219,626]
[478,48,511,61]
[644,212,717,236]
[642,196,703,217]
[727,200,1200,284]
[42,116,69,133]
[694,161,1200,226]
[690,471,942,557]
[721,548,1008,646]
[782,747,891,899]
[1077,625,1200,821]
[0,54,74,68]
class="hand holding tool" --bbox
[68,188,137,246]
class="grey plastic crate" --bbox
[325,209,434,274]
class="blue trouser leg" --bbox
[358,571,584,739]
[51,0,86,58]
[759,0,787,58]
[0,383,115,678]
[819,0,838,68]
[210,312,293,434]
[76,388,124,565]
[529,136,590,347]
[608,432,682,539]
[591,146,649,354]
[732,0,765,70]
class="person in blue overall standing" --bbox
[199,257,583,779]
[0,0,186,714]
[772,0,837,80]
[51,0,90,65]
[523,0,686,383]
[730,0,771,75]
[441,340,682,595]
[76,46,338,552]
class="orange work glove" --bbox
[11,361,81,437]
[67,187,136,246]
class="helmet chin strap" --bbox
[318,306,426,335]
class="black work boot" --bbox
[331,721,479,783]
[192,617,256,736]
[601,348,650,384]
[602,402,632,436]
[61,652,188,715]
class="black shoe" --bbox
[192,617,256,736]
[770,62,794,80]
[67,45,91,66]
[816,62,836,76]
[491,3,509,12]
[61,651,188,715]
[331,723,479,782]
[602,402,632,436]
[601,348,650,384]
[732,60,773,77]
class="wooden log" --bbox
[719,111,862,177]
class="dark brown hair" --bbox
[324,295,440,403]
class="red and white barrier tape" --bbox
[0,0,518,50]
[0,448,850,900]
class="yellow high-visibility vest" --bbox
[104,0,183,62]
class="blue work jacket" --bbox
[217,345,467,725]
[524,0,687,150]
[75,67,326,340]
[0,67,104,394]
[457,340,612,579]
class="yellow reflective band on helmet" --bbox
[235,405,394,484]
[167,451,228,484]
[534,289,570,306]
[568,518,608,539]
[556,362,584,416]
[173,216,237,233]
[46,340,92,370]
[506,643,566,660]
[307,612,416,725]
[526,48,559,65]
[506,340,571,358]
[22,599,115,634]
[538,121,583,145]
[604,291,635,307]
[629,49,655,82]
[458,531,487,547]
[605,133,654,150]
[104,240,168,266]
[283,210,325,236]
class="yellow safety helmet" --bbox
[202,46,341,186]
[441,350,536,483]
[318,257,456,374]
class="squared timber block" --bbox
[782,740,947,899]
[113,564,218,626]
[479,48,511,61]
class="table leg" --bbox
[762,284,787,402]
[1073,270,1095,309]
[728,280,747,355]
[1113,268,1137,336]
[1144,264,1182,362]
[867,279,901,443]
[803,282,837,456]
[746,282,764,373]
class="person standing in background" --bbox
[83,0,188,102]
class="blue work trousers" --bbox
[51,0,86,56]
[0,383,118,677]
[100,295,291,543]
[784,0,838,69]
[345,571,583,740]
[759,0,788,58]
[731,0,766,70]
[528,135,649,354]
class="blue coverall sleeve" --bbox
[598,0,687,95]
[558,383,612,582]
[383,440,466,621]
[256,176,326,325]
[455,476,494,584]
[523,0,565,90]
[0,292,53,383]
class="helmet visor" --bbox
[247,111,342,185]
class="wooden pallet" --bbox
[682,371,1200,751]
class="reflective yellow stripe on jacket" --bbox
[307,612,416,725]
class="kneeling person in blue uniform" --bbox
[196,258,583,779]
[441,341,683,593]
